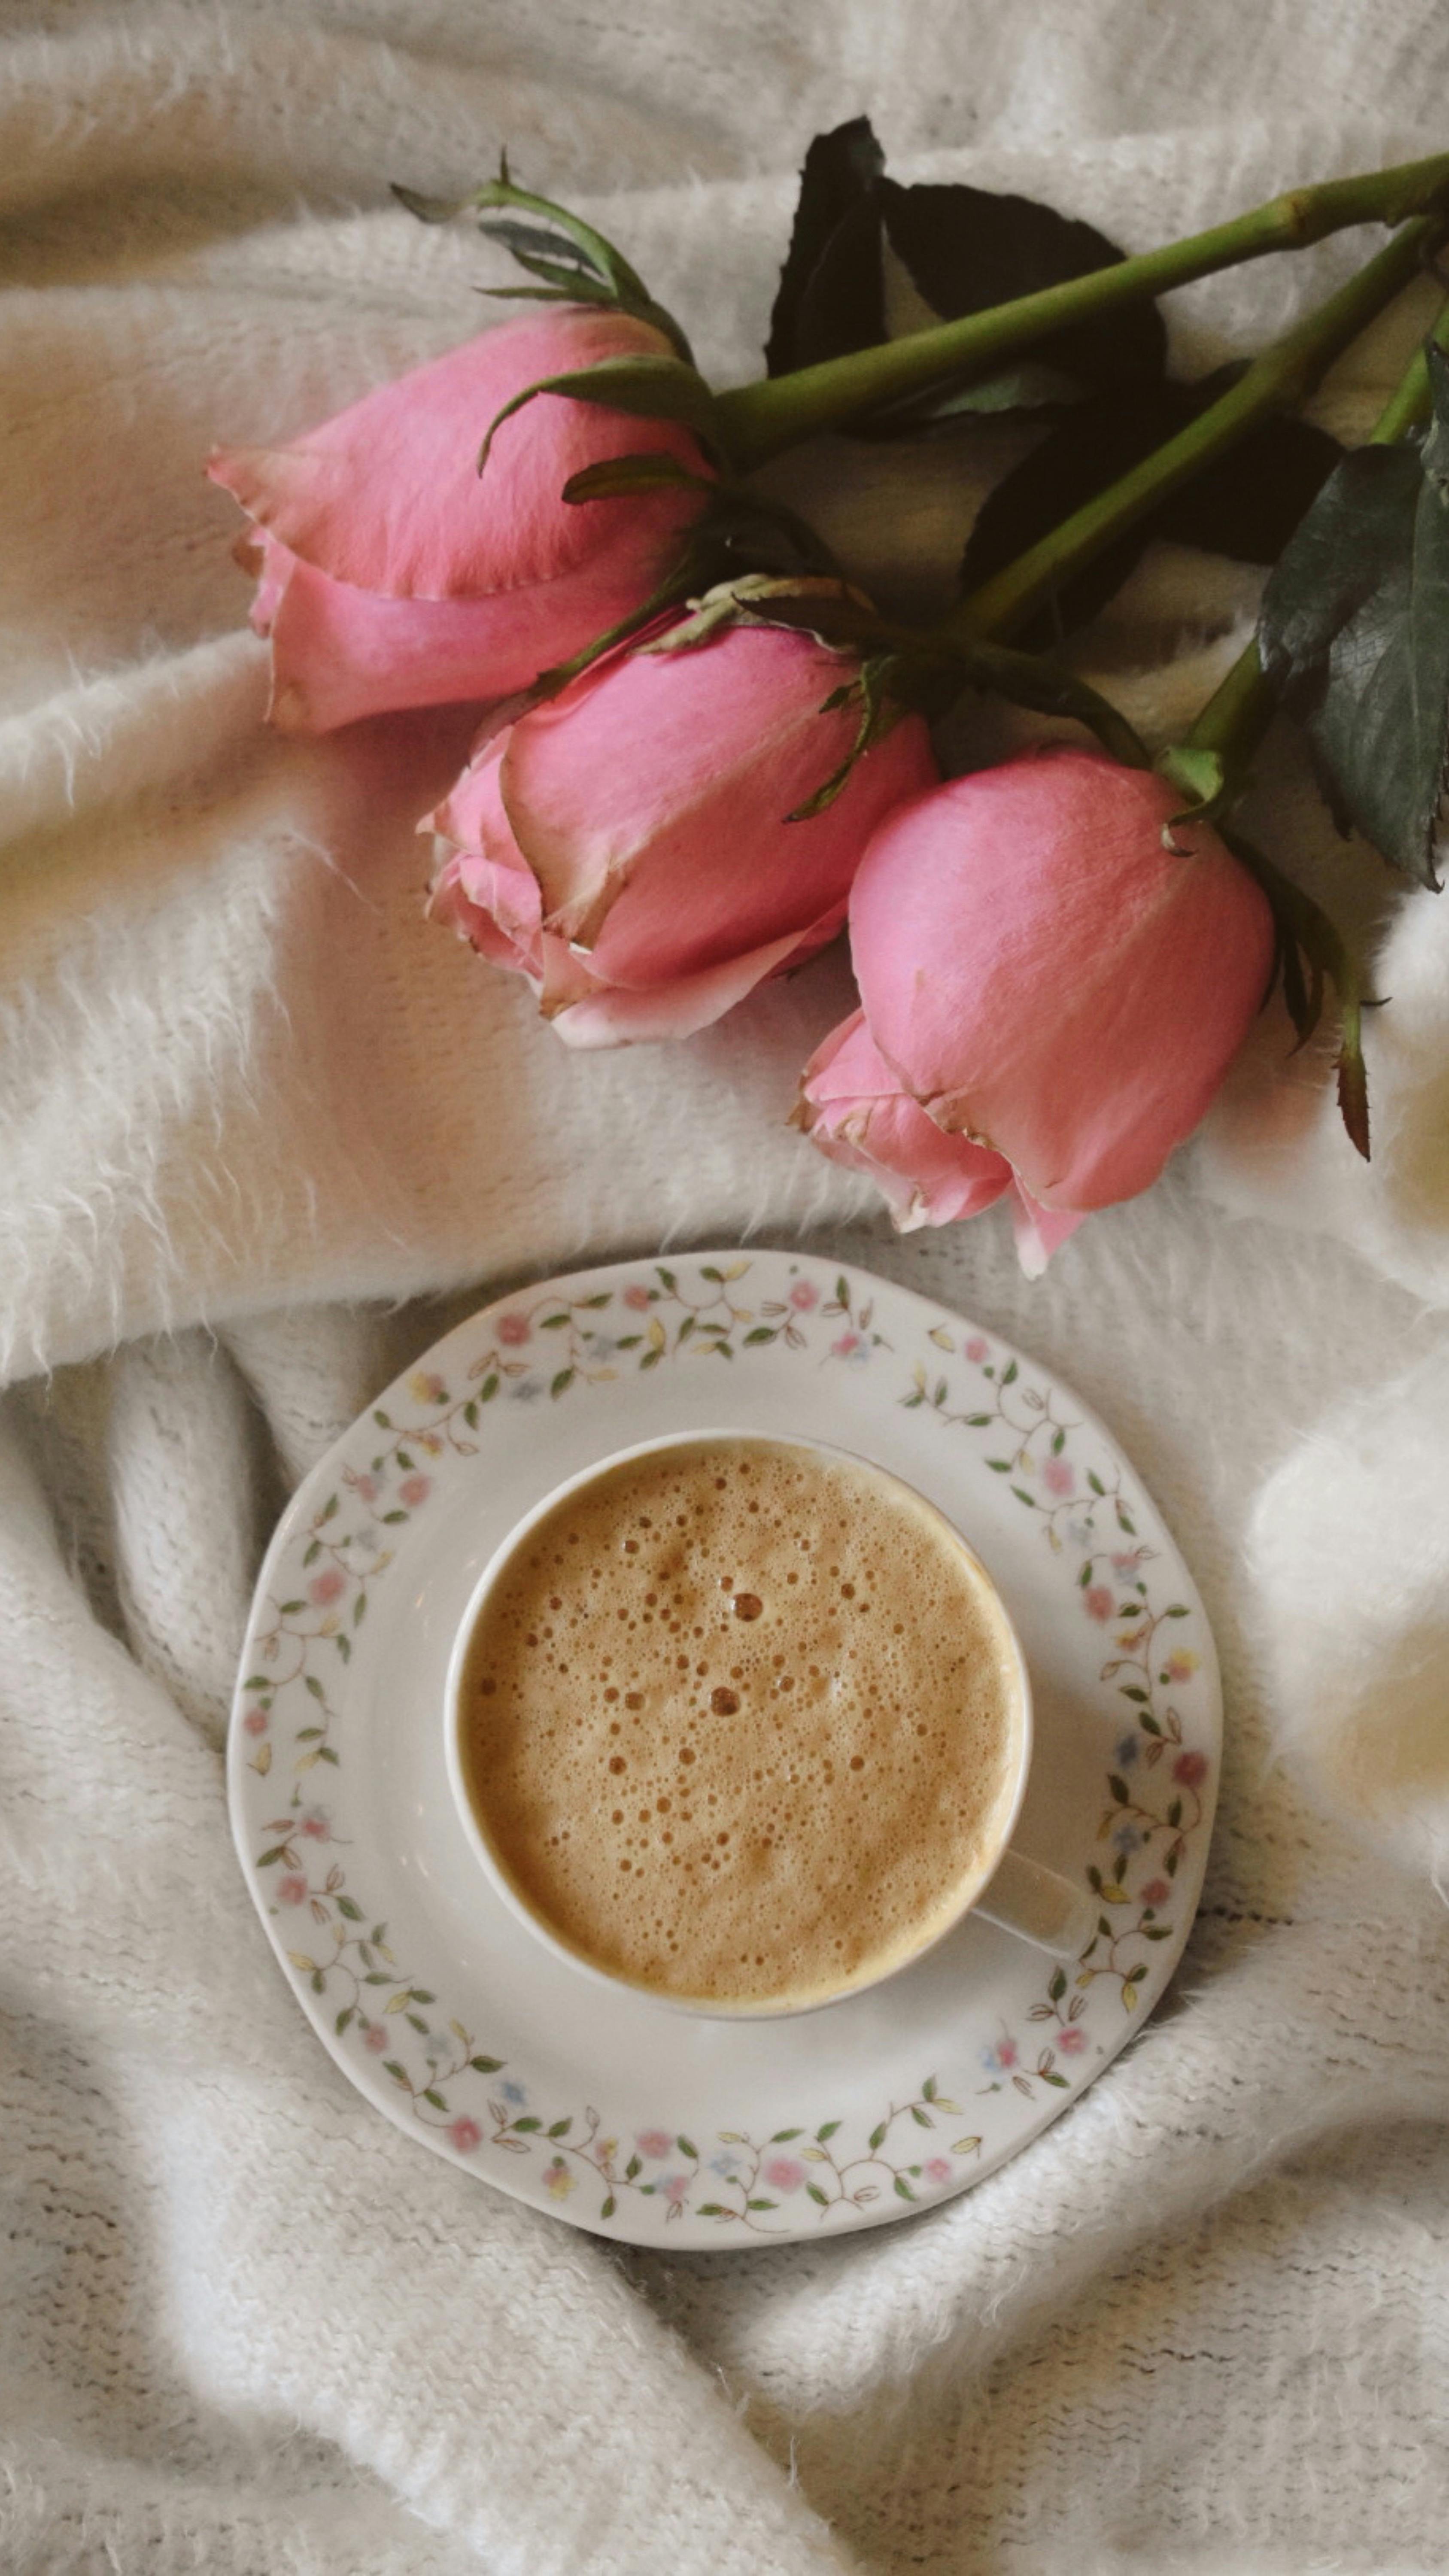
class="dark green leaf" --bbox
[512,2116,542,2133]
[336,1895,362,1921]
[550,1369,574,1400]
[870,177,1166,428]
[470,2054,504,2073]
[746,2197,778,2211]
[893,2174,916,2201]
[676,2134,698,2159]
[1259,345,1449,888]
[422,2088,447,2111]
[625,2154,641,2180]
[766,116,887,375]
[961,377,1340,643]
[548,2117,572,2139]
[816,2119,841,2142]
[743,1326,778,1345]
[806,2182,830,2206]
[600,2194,617,2219]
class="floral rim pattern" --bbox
[232,1253,1217,2240]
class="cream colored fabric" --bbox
[6,6,1449,2571]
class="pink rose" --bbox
[1042,1458,1075,1497]
[636,2128,671,2160]
[762,2156,805,2193]
[398,1474,431,1509]
[353,1472,379,1505]
[448,2117,483,2154]
[1084,1586,1114,1622]
[1057,2025,1087,2055]
[1141,1877,1170,1906]
[208,309,710,733]
[363,2022,387,2052]
[278,1874,308,1906]
[309,1567,346,1606]
[622,1284,653,1312]
[243,1708,267,1736]
[298,1807,331,1840]
[496,1312,532,1345]
[924,2156,952,2184]
[1173,1749,1209,1789]
[427,621,936,1046]
[798,750,1273,1272]
[965,1337,989,1364]
[788,1279,819,1310]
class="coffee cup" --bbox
[444,1430,1096,2018]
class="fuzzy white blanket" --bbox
[7,5,1449,2570]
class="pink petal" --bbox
[499,626,936,966]
[797,1011,1013,1230]
[549,913,844,1048]
[851,751,1275,1210]
[207,309,705,601]
[1009,1182,1086,1278]
[253,535,669,735]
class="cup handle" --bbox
[974,1847,1097,1960]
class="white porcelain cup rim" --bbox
[443,1428,1094,2017]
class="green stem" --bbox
[1185,276,1449,778]
[949,218,1437,648]
[716,151,1449,468]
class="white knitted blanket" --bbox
[7,6,1449,2571]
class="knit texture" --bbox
[6,6,1449,2571]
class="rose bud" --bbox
[207,310,710,733]
[425,621,938,1046]
[796,747,1275,1271]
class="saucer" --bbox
[229,1249,1220,2248]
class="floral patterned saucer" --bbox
[229,1250,1220,2248]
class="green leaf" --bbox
[1119,1686,1150,1704]
[550,1369,575,1400]
[770,2127,803,2142]
[296,1726,323,1742]
[1109,1774,1130,1804]
[816,2120,841,2142]
[1087,1472,1105,1497]
[695,2201,728,2218]
[242,1674,271,1693]
[743,1326,778,1345]
[480,1373,499,1401]
[1165,1604,1191,1618]
[1259,345,1449,889]
[512,2116,542,2133]
[987,1458,1011,1474]
[746,2197,778,2211]
[893,2174,916,2201]
[766,116,887,376]
[910,2104,933,2128]
[548,2117,572,2139]
[1010,1486,1037,1509]
[1051,1428,1066,1455]
[625,2155,641,2180]
[353,1592,368,1627]
[316,1747,339,1765]
[676,2134,699,2159]
[868,2122,887,2151]
[336,1895,363,1921]
[405,2014,428,2035]
[600,2195,617,2220]
[470,2055,503,2073]
[383,2060,409,2085]
[656,1265,677,1290]
[700,1264,724,1282]
[479,355,720,473]
[1167,1798,1183,1829]
[302,1541,321,1567]
[422,2088,447,2111]
[1048,1967,1067,2001]
[335,2005,355,2035]
[540,1312,571,1330]
[806,2182,830,2206]
[921,2075,937,2101]
[304,1676,324,1701]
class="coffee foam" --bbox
[459,1437,1023,2007]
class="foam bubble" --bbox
[459,1437,1023,2006]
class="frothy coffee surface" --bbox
[459,1437,1023,2007]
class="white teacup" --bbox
[444,1431,1097,2018]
